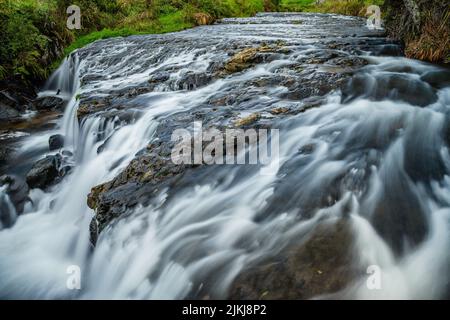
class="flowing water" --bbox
[1,13,450,299]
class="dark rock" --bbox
[421,70,450,89]
[60,165,73,177]
[375,44,403,56]
[0,104,20,121]
[228,220,362,299]
[49,134,64,151]
[0,89,30,122]
[0,145,13,166]
[342,73,438,107]
[26,154,62,189]
[61,150,73,157]
[148,71,170,83]
[88,141,189,237]
[0,175,30,215]
[176,71,212,90]
[33,96,65,111]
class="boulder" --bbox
[0,90,26,122]
[49,134,64,151]
[193,13,214,26]
[0,104,20,121]
[176,71,211,90]
[420,70,450,89]
[26,154,62,189]
[342,73,438,107]
[0,175,30,215]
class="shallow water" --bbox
[1,13,450,299]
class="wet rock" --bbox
[0,145,14,166]
[176,71,211,90]
[61,150,73,157]
[298,143,316,155]
[33,96,65,111]
[0,89,30,122]
[0,175,30,215]
[60,165,73,177]
[148,71,170,83]
[342,73,438,107]
[228,220,362,299]
[219,45,284,75]
[0,104,20,121]
[270,107,290,115]
[193,13,215,26]
[26,154,62,189]
[370,175,429,256]
[88,141,189,237]
[234,113,261,127]
[420,70,450,89]
[49,134,64,151]
[327,56,368,68]
[77,101,109,118]
[375,44,403,56]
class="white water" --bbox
[1,13,450,299]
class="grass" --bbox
[279,0,316,12]
[405,9,450,63]
[280,0,385,16]
[64,12,194,55]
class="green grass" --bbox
[64,12,194,55]
[280,0,316,12]
[281,0,385,16]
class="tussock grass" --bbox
[405,10,450,63]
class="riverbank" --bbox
[383,0,449,64]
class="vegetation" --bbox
[384,0,449,64]
[280,0,384,16]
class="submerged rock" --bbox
[342,73,438,107]
[26,154,62,189]
[228,220,362,299]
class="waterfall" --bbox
[1,13,450,300]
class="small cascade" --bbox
[0,13,450,300]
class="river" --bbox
[1,12,450,299]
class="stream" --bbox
[1,12,450,299]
